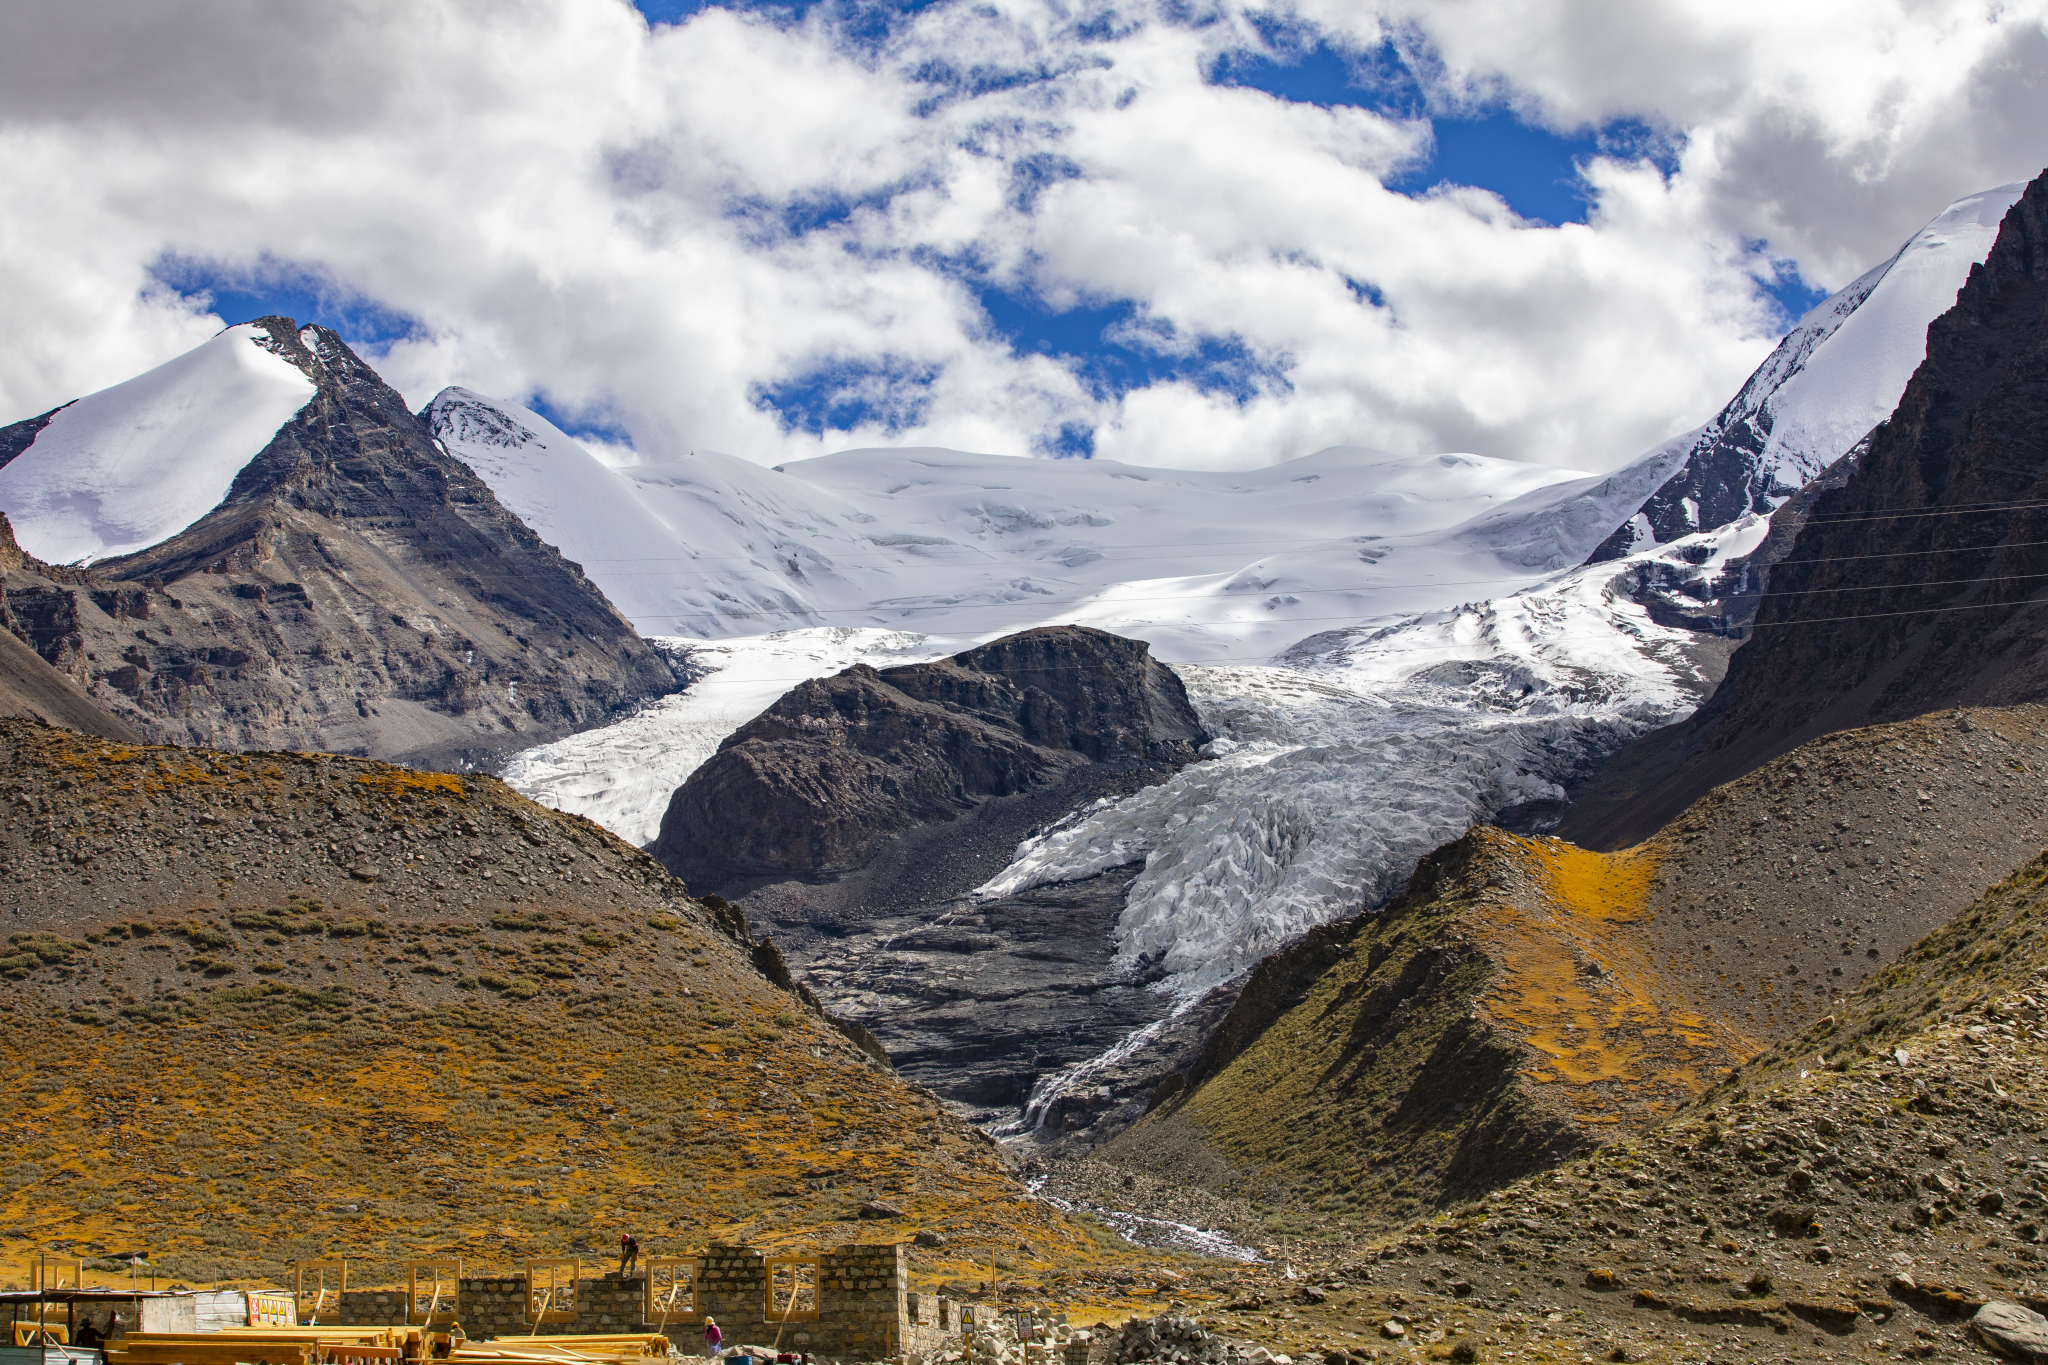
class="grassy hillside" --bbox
[1101,826,1753,1231]
[0,719,1134,1290]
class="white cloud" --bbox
[0,0,2040,472]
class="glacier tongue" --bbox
[974,516,1771,992]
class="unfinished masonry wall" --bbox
[334,1275,647,1338]
[325,1244,960,1362]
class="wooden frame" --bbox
[28,1254,84,1291]
[525,1259,581,1325]
[408,1260,462,1326]
[642,1257,697,1326]
[295,1260,348,1325]
[764,1257,819,1323]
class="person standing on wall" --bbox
[620,1232,640,1278]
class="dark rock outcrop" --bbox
[654,625,1207,885]
[0,405,62,471]
[1562,168,2048,848]
[0,318,675,768]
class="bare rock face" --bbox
[0,318,675,768]
[653,625,1207,887]
[0,620,140,741]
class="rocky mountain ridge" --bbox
[0,318,675,769]
[1561,168,2048,849]
[1589,180,2024,563]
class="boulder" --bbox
[1973,1301,2048,1362]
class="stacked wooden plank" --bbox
[447,1333,670,1365]
[107,1327,400,1365]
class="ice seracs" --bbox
[975,514,1773,993]
[0,323,316,564]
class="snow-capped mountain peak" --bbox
[0,323,317,565]
[1589,181,2026,560]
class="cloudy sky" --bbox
[2,0,2044,472]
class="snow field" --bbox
[428,400,1639,663]
[0,324,316,564]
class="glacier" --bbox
[477,184,2016,1019]
[979,514,1771,992]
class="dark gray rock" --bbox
[1561,169,2048,850]
[736,755,1229,1141]
[0,404,64,472]
[654,625,1206,885]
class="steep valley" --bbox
[1085,704,2048,1232]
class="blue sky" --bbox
[144,0,1836,455]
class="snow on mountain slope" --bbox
[0,324,316,565]
[430,390,1636,664]
[1592,182,2025,558]
[421,389,685,595]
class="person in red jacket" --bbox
[703,1317,722,1358]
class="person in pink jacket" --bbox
[703,1318,722,1358]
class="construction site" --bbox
[0,1244,987,1365]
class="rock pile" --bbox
[934,1308,1267,1365]
[1101,1313,1259,1365]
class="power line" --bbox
[1800,498,2048,526]
[1736,593,2048,634]
[1731,570,2048,599]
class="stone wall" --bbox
[318,1243,960,1363]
